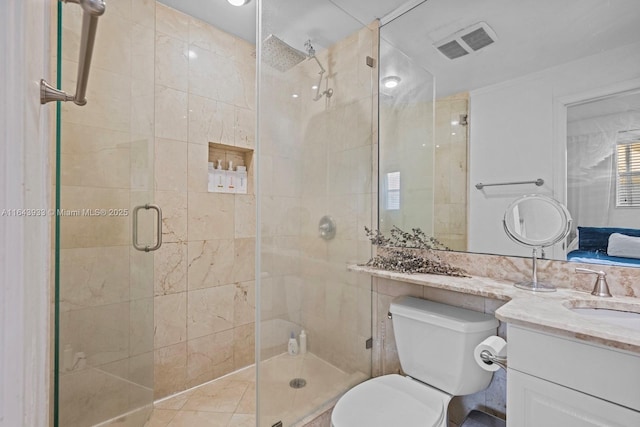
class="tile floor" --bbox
[143,352,367,427]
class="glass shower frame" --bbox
[53,1,157,425]
[256,1,377,425]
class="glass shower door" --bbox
[55,1,157,425]
[257,1,376,425]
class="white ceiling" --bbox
[158,0,640,98]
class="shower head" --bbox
[262,35,307,72]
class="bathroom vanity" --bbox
[349,265,640,426]
[507,325,640,426]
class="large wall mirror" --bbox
[379,0,640,268]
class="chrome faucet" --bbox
[575,268,612,297]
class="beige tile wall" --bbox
[151,3,256,399]
[434,93,469,251]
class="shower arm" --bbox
[311,55,326,101]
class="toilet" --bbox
[332,296,499,427]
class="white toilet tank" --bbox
[390,296,499,396]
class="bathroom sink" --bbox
[569,307,640,332]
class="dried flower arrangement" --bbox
[362,226,469,277]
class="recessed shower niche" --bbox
[208,142,253,194]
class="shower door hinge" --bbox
[366,337,373,349]
[366,56,375,68]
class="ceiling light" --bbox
[187,50,197,59]
[227,0,250,6]
[292,93,299,98]
[311,85,318,90]
[451,120,459,126]
[381,76,401,89]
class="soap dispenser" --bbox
[213,159,225,192]
[226,160,236,193]
[288,332,299,356]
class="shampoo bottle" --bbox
[288,332,299,356]
[299,330,307,354]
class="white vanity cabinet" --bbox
[506,325,640,427]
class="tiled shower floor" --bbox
[144,352,367,427]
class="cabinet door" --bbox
[507,370,640,427]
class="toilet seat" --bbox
[331,374,452,427]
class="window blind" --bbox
[616,139,640,207]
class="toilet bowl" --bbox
[331,296,499,427]
[331,374,450,427]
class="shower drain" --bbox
[289,378,307,389]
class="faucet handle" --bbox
[575,268,612,297]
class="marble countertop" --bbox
[349,265,640,354]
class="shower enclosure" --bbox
[257,1,376,425]
[53,0,375,425]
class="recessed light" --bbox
[292,93,299,98]
[381,76,401,89]
[311,85,318,90]
[452,132,456,136]
[227,0,250,6]
[187,50,197,59]
[451,120,459,125]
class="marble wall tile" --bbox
[131,0,155,30]
[187,239,235,290]
[59,246,130,311]
[155,138,187,192]
[188,17,236,58]
[130,297,154,356]
[234,107,255,149]
[155,191,187,243]
[155,85,188,141]
[233,323,255,370]
[62,60,132,133]
[155,32,188,92]
[155,3,189,41]
[188,95,235,146]
[59,186,130,249]
[234,280,256,327]
[154,342,188,399]
[154,242,187,296]
[60,302,130,367]
[187,285,235,339]
[235,195,256,238]
[186,329,235,388]
[233,238,255,283]
[131,78,155,138]
[154,292,187,348]
[187,193,235,240]
[187,142,209,193]
[188,46,239,104]
[92,9,132,76]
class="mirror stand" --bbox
[514,247,556,292]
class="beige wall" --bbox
[434,93,468,251]
[151,3,256,399]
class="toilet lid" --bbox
[332,374,450,427]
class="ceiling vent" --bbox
[434,22,498,60]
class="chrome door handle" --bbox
[133,204,162,252]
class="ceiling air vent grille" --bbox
[437,40,469,60]
[434,22,498,60]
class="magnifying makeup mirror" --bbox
[503,194,572,292]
